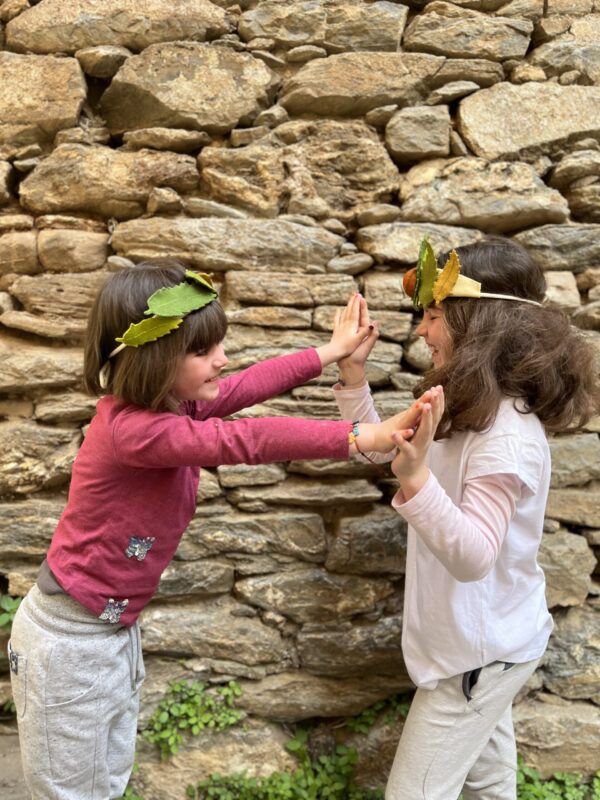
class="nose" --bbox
[213,343,228,368]
[415,318,427,338]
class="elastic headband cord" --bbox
[476,292,543,307]
[97,270,217,390]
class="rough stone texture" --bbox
[140,597,293,665]
[37,230,110,273]
[0,231,40,275]
[0,334,82,391]
[549,433,600,487]
[176,511,328,563]
[385,106,451,163]
[239,0,409,53]
[298,615,406,677]
[100,43,279,136]
[399,157,569,233]
[514,224,600,271]
[356,222,483,266]
[281,52,445,116]
[538,531,597,608]
[111,217,343,273]
[514,697,600,778]
[0,498,63,560]
[200,119,400,220]
[2,270,111,340]
[541,604,600,702]
[20,145,199,220]
[5,0,232,54]
[327,505,407,575]
[546,485,600,527]
[0,421,81,494]
[458,83,600,160]
[225,271,354,305]
[133,720,296,800]
[236,568,395,623]
[0,52,86,159]
[237,671,411,721]
[403,2,533,61]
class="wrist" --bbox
[398,466,430,501]
[316,343,342,368]
[337,364,366,386]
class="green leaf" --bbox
[146,281,217,318]
[116,316,182,347]
[417,238,438,310]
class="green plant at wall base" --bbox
[344,693,411,735]
[187,729,384,800]
[0,595,21,631]
[516,757,600,800]
[143,680,243,759]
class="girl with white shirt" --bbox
[334,236,599,800]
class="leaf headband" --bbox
[99,270,218,388]
[403,239,543,311]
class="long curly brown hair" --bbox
[415,237,600,439]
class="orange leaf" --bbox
[433,250,461,304]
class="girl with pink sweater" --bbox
[9,259,423,800]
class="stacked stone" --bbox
[0,0,599,795]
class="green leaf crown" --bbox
[115,270,218,348]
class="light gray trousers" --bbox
[8,584,145,800]
[385,658,540,800]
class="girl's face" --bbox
[415,304,453,368]
[172,341,229,402]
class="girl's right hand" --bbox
[350,393,429,453]
[337,295,379,388]
[391,385,445,498]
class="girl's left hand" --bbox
[316,293,371,368]
[391,385,445,500]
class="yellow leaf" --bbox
[433,250,461,304]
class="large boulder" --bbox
[20,145,198,220]
[0,52,86,159]
[239,0,408,52]
[403,2,533,61]
[399,157,569,233]
[100,42,279,136]
[5,0,232,54]
[111,217,343,273]
[200,119,400,220]
[458,83,600,160]
[280,52,445,116]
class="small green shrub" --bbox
[143,680,243,759]
[344,693,411,735]
[0,595,21,632]
[187,729,383,800]
[516,757,600,800]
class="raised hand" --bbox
[337,295,379,387]
[316,293,371,368]
[391,385,445,499]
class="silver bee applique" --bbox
[99,598,129,624]
[125,536,155,561]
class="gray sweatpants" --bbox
[385,658,540,800]
[8,584,145,800]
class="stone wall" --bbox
[0,0,599,795]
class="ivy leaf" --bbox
[116,316,182,347]
[146,280,217,317]
[433,249,461,304]
[417,238,438,310]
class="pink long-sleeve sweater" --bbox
[47,349,352,625]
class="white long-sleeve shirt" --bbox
[335,383,553,689]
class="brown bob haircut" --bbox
[84,259,228,413]
[416,236,600,439]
